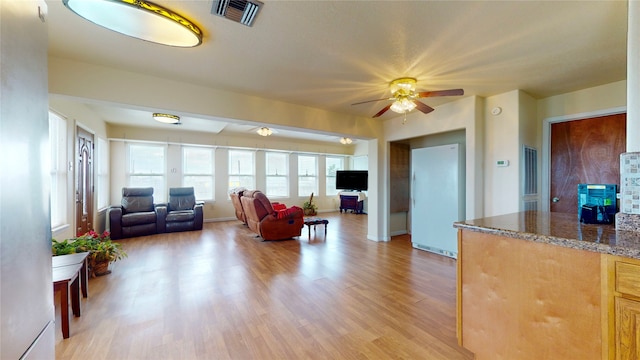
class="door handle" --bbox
[552,197,560,203]
[412,172,416,207]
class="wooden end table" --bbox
[53,252,89,298]
[52,262,83,339]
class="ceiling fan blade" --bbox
[417,89,464,98]
[413,100,435,114]
[352,97,394,106]
[373,104,392,118]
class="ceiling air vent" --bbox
[212,0,263,27]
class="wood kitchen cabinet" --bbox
[606,257,640,360]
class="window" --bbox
[96,137,109,210]
[183,146,214,200]
[266,152,288,197]
[228,149,254,190]
[127,143,166,202]
[298,155,317,197]
[326,156,344,195]
[49,111,67,229]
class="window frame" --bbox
[96,137,110,210]
[228,149,255,191]
[325,156,345,196]
[298,154,318,197]
[265,151,289,198]
[126,142,167,202]
[182,146,215,201]
[49,111,68,230]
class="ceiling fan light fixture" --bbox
[389,77,417,96]
[257,127,273,136]
[340,137,352,145]
[390,98,417,114]
[153,113,180,124]
[63,0,203,47]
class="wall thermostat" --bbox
[496,160,509,167]
[491,107,502,115]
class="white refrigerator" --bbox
[410,144,462,258]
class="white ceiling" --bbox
[45,0,628,143]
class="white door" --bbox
[411,144,460,258]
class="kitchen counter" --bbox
[454,211,640,260]
[455,211,616,359]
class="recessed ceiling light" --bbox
[63,0,203,47]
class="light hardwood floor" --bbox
[55,212,473,359]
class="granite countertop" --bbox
[454,211,640,260]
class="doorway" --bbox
[549,113,626,213]
[76,126,94,235]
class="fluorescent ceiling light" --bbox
[63,0,203,47]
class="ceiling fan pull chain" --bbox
[403,112,408,124]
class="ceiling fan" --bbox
[352,77,464,118]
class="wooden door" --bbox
[550,114,625,213]
[76,127,94,235]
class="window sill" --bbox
[51,224,70,237]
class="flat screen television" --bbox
[336,170,368,191]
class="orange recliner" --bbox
[240,190,304,241]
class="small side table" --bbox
[303,217,328,241]
[52,263,83,339]
[53,252,89,298]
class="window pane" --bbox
[184,147,213,174]
[299,177,317,197]
[326,156,344,195]
[229,175,255,189]
[128,143,166,202]
[298,155,317,196]
[229,150,254,175]
[96,137,109,209]
[266,176,288,197]
[229,150,254,191]
[266,152,288,197]
[49,112,67,228]
[183,147,214,200]
[298,155,317,176]
[266,152,288,175]
[129,144,164,174]
[184,175,213,200]
[130,175,165,198]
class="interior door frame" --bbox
[541,106,626,212]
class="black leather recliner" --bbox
[107,187,166,240]
[163,187,204,233]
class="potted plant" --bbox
[52,230,127,277]
[302,192,318,216]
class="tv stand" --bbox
[339,192,366,214]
